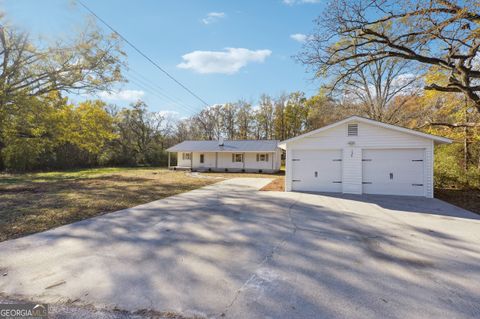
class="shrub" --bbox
[435,144,480,189]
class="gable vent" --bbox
[347,124,358,136]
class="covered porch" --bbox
[167,151,279,173]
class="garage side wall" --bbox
[285,121,435,197]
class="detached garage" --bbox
[280,116,451,198]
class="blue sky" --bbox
[3,0,325,117]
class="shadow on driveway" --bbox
[0,178,479,319]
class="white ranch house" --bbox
[167,139,282,173]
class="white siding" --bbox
[177,152,192,167]
[426,140,434,198]
[244,153,278,170]
[285,121,435,197]
[192,152,216,168]
[285,147,293,191]
[176,151,281,172]
[218,153,244,169]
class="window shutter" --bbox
[232,154,234,162]
[256,154,259,162]
[182,153,185,160]
[266,154,269,162]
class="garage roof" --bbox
[167,140,280,153]
[279,116,452,148]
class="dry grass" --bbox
[260,176,285,191]
[0,168,221,242]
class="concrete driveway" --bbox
[0,178,479,318]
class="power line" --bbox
[124,71,200,115]
[76,0,210,108]
[126,67,201,113]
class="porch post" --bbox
[215,152,218,169]
[190,152,193,170]
[168,152,171,169]
[243,152,245,169]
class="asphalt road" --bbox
[0,178,479,318]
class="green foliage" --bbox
[58,100,116,155]
[1,94,62,170]
[1,94,116,171]
[434,144,480,189]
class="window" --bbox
[256,153,269,162]
[200,154,204,164]
[182,153,191,160]
[348,124,358,136]
[232,153,243,162]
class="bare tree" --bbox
[298,0,480,112]
[235,100,253,139]
[256,94,274,139]
[333,55,422,124]
[220,103,237,139]
[192,105,222,140]
[0,21,125,109]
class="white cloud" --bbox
[158,110,180,118]
[290,33,309,43]
[283,0,321,5]
[177,48,272,74]
[98,89,145,102]
[201,12,226,25]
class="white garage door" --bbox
[292,149,342,192]
[362,149,425,196]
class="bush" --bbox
[435,144,480,189]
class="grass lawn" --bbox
[0,168,215,242]
[0,167,281,242]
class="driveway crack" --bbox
[219,194,301,317]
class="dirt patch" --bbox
[260,177,285,191]
[435,188,480,215]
